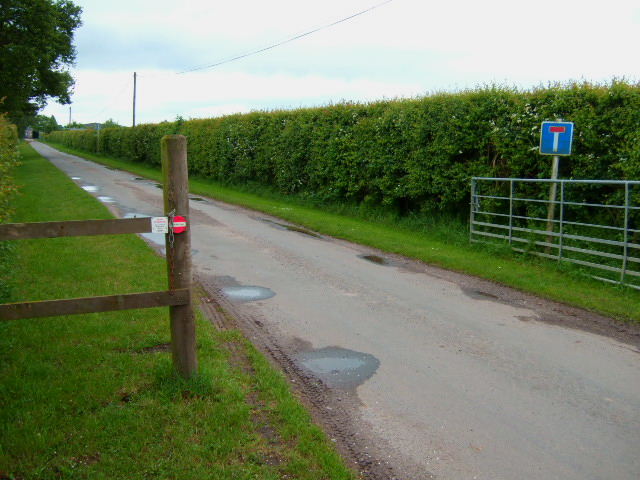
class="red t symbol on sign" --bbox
[550,126,566,152]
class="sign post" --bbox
[161,135,197,378]
[540,121,574,252]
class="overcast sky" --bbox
[41,0,640,126]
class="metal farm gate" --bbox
[470,177,640,289]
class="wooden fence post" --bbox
[161,135,197,378]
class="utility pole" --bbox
[132,71,137,127]
[68,105,72,127]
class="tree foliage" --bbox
[0,110,20,300]
[0,0,82,130]
[0,112,19,223]
[102,118,120,128]
[30,114,60,133]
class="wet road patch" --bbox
[81,185,98,193]
[190,197,206,202]
[358,254,391,265]
[124,213,165,246]
[97,196,116,203]
[357,254,403,269]
[211,275,276,303]
[223,286,275,303]
[463,289,500,301]
[296,347,379,389]
[260,218,321,238]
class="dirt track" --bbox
[33,141,640,480]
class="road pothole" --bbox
[358,254,389,265]
[463,289,500,301]
[260,218,322,238]
[222,286,275,303]
[296,346,379,389]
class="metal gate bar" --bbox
[471,177,640,289]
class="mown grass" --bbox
[43,141,640,323]
[0,142,355,479]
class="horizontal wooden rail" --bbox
[0,217,153,241]
[0,288,190,321]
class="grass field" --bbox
[42,141,640,323]
[0,142,355,479]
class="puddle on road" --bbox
[212,275,276,303]
[97,196,116,204]
[190,197,206,202]
[133,177,145,181]
[222,286,275,303]
[357,254,402,269]
[124,213,165,245]
[462,289,500,301]
[260,218,321,238]
[297,347,380,389]
[71,176,81,180]
[81,185,98,193]
[358,254,390,265]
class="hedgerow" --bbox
[0,111,20,301]
[46,81,640,213]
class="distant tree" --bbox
[49,115,60,131]
[30,114,60,133]
[102,118,120,128]
[0,0,82,132]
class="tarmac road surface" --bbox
[33,141,640,480]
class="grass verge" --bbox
[42,141,640,323]
[0,142,355,479]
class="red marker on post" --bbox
[171,215,187,234]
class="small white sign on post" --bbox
[151,216,169,234]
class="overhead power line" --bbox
[89,1,395,123]
[176,0,395,74]
[92,78,131,120]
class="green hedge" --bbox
[0,112,20,301]
[46,82,640,213]
[0,114,19,223]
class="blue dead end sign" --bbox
[540,121,574,155]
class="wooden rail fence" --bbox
[0,135,198,378]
